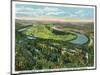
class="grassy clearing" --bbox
[23,24,76,41]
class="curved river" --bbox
[18,26,89,45]
[69,32,88,45]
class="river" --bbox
[70,32,88,45]
[52,26,89,45]
[18,26,89,45]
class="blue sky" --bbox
[16,3,94,19]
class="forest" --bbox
[15,20,94,71]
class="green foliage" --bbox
[23,24,76,41]
[15,22,94,71]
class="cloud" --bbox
[67,10,87,18]
[74,10,88,17]
[17,6,60,12]
[16,4,94,19]
[16,7,43,16]
[46,12,65,16]
[75,10,84,14]
[16,7,34,12]
[43,7,59,12]
[68,13,86,18]
[69,14,78,18]
[16,11,34,15]
[16,6,64,16]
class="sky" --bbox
[16,3,94,20]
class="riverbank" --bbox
[52,26,89,45]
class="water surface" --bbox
[70,32,88,45]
